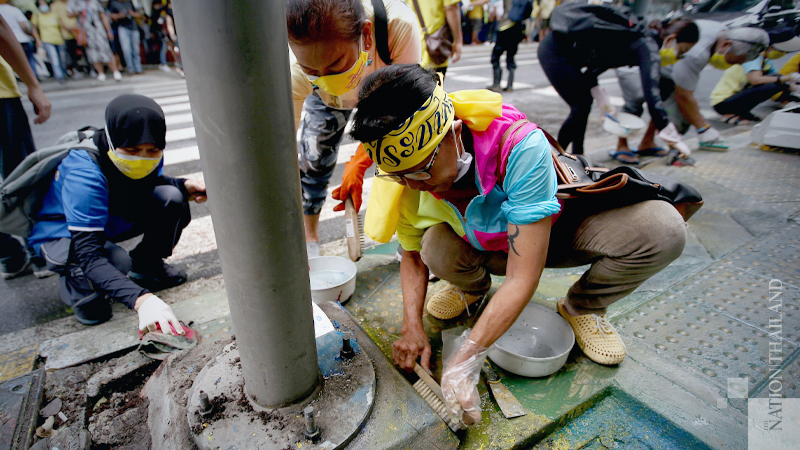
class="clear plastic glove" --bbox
[697,126,721,143]
[137,295,184,336]
[590,85,616,116]
[332,144,372,212]
[441,333,491,427]
[657,123,691,157]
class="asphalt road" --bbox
[1,41,791,336]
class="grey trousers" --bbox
[419,200,687,315]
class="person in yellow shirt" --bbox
[467,0,487,45]
[286,0,422,257]
[709,27,800,124]
[49,0,79,77]
[407,0,464,73]
[0,13,52,278]
[32,0,67,82]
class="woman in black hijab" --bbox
[29,94,206,331]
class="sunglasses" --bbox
[374,134,445,183]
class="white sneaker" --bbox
[159,64,172,73]
[113,71,122,82]
[97,72,106,82]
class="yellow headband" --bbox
[363,81,455,172]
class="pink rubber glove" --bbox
[332,144,373,212]
[441,337,491,427]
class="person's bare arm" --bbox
[100,10,113,39]
[467,219,550,348]
[0,15,51,123]
[746,70,792,86]
[392,249,432,372]
[674,84,707,130]
[445,3,463,63]
[165,14,176,40]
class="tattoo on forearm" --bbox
[508,225,520,257]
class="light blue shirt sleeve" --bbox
[741,55,764,74]
[500,129,561,225]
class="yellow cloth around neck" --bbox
[363,89,502,243]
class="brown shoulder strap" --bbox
[409,0,429,34]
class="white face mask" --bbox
[453,126,472,182]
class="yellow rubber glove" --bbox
[332,144,373,212]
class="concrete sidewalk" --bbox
[1,127,797,449]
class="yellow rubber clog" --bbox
[557,298,626,365]
[426,284,484,320]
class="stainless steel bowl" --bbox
[488,302,575,377]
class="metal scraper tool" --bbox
[481,361,527,419]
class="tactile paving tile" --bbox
[720,236,800,289]
[616,292,795,394]
[671,267,800,345]
[684,147,800,203]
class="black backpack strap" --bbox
[372,0,392,66]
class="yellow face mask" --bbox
[105,129,162,179]
[767,50,787,60]
[709,52,733,70]
[660,47,679,66]
[306,38,371,97]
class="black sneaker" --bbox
[72,293,113,325]
[0,249,30,280]
[31,257,56,279]
[129,260,188,292]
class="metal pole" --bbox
[172,0,320,408]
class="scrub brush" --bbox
[698,140,729,151]
[344,197,363,262]
[412,364,462,432]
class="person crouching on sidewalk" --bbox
[28,94,206,333]
[351,64,687,427]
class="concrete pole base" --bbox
[186,324,375,449]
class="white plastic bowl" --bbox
[603,112,645,137]
[308,256,357,305]
[488,302,575,377]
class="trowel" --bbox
[481,361,527,419]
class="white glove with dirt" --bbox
[658,123,692,157]
[137,295,184,335]
[590,85,616,116]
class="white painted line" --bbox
[154,94,190,105]
[164,146,199,166]
[166,112,194,126]
[161,102,191,113]
[447,74,533,88]
[166,127,196,143]
[448,59,539,73]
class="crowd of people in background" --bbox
[0,0,183,84]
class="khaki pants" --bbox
[419,200,687,315]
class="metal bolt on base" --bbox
[340,337,355,360]
[198,391,214,417]
[303,406,320,442]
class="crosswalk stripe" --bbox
[166,112,194,126]
[448,74,533,88]
[164,146,199,165]
[154,94,190,105]
[161,102,191,113]
[166,127,196,143]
